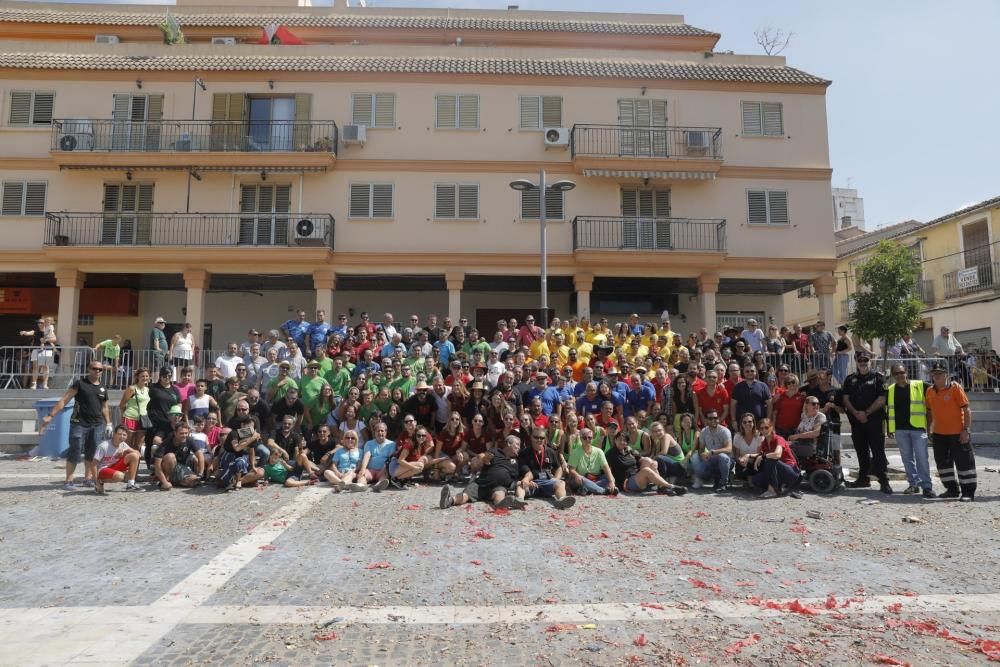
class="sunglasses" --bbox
[89,366,103,371]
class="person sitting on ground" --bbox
[690,409,733,492]
[565,428,617,496]
[389,425,432,488]
[325,430,362,491]
[429,411,468,482]
[356,421,394,492]
[732,413,762,483]
[605,430,686,496]
[154,422,203,491]
[646,421,688,482]
[94,425,144,494]
[305,424,337,472]
[515,428,576,509]
[439,435,528,510]
[217,415,263,491]
[743,417,801,499]
[262,447,317,488]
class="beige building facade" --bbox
[0,0,836,348]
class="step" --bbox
[0,419,34,433]
[0,432,38,454]
[0,408,37,421]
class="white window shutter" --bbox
[458,184,479,219]
[112,94,131,121]
[458,95,479,129]
[741,101,762,135]
[521,189,539,219]
[519,96,540,129]
[747,190,768,224]
[762,102,783,136]
[654,190,671,217]
[275,185,291,214]
[374,93,395,128]
[8,92,31,125]
[24,182,46,216]
[31,93,53,125]
[1,182,24,216]
[767,191,789,224]
[372,184,393,218]
[634,99,652,126]
[436,94,456,128]
[542,96,563,128]
[617,98,635,126]
[638,190,655,218]
[621,189,637,217]
[349,184,370,217]
[435,184,456,218]
[352,94,373,126]
[545,188,564,219]
[651,100,667,126]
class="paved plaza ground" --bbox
[0,448,998,667]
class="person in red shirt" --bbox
[744,417,800,498]
[771,373,805,438]
[722,362,741,398]
[694,370,730,428]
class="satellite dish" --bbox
[295,218,314,237]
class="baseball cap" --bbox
[154,316,165,323]
[168,404,183,416]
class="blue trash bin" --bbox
[35,398,74,458]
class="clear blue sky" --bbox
[27,0,1000,228]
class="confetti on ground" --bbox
[724,633,761,655]
[365,561,392,569]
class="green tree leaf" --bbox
[849,240,924,361]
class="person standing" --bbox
[885,363,934,498]
[145,367,182,473]
[808,321,835,372]
[168,323,196,370]
[150,317,168,371]
[730,366,771,424]
[842,352,891,494]
[39,360,111,490]
[833,325,854,386]
[925,362,976,501]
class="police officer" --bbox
[842,351,892,493]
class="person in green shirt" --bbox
[94,335,123,383]
[267,361,299,403]
[325,356,352,398]
[566,428,618,496]
[299,361,330,423]
[391,364,417,397]
[262,449,316,488]
[462,330,492,360]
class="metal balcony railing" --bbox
[572,216,726,252]
[571,124,723,160]
[44,212,335,249]
[51,119,338,154]
[943,261,1000,300]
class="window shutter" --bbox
[130,96,147,121]
[121,184,138,212]
[274,185,291,214]
[101,184,120,245]
[257,184,273,214]
[273,185,291,245]
[638,190,655,218]
[521,188,563,220]
[352,93,373,126]
[634,99,651,126]
[24,183,46,216]
[103,183,120,213]
[519,96,540,129]
[541,96,562,128]
[1,182,24,216]
[458,95,479,129]
[621,189,638,217]
[521,189,539,219]
[617,98,635,126]
[747,190,768,225]
[371,184,393,218]
[211,93,229,121]
[374,93,395,128]
[31,93,54,125]
[8,92,31,125]
[762,102,783,136]
[651,100,667,126]
[227,93,246,121]
[293,93,312,149]
[458,184,479,219]
[436,94,456,128]
[135,184,153,244]
[654,190,671,217]
[146,95,164,122]
[767,191,789,225]
[435,184,456,218]
[238,185,257,244]
[349,184,371,217]
[546,188,563,219]
[741,101,762,135]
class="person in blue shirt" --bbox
[355,422,395,491]
[525,372,563,417]
[304,310,332,358]
[624,371,656,417]
[330,313,350,339]
[574,366,596,398]
[281,309,311,349]
[435,336,456,369]
[352,349,381,379]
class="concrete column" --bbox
[813,274,838,326]
[445,271,464,324]
[54,268,84,346]
[697,273,720,333]
[573,272,594,320]
[183,269,209,355]
[313,270,336,319]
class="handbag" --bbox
[132,388,153,430]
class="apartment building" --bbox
[0,0,836,348]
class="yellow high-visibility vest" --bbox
[887,380,927,433]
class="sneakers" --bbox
[439,485,454,509]
[690,478,703,490]
[713,483,728,494]
[389,477,407,491]
[62,481,76,491]
[347,482,367,492]
[759,489,777,499]
[847,478,871,488]
[498,495,527,510]
[880,481,894,495]
[656,486,676,496]
[372,477,390,492]
[672,486,687,496]
[553,496,576,510]
[81,479,96,488]
[937,488,961,499]
[94,477,105,495]
[921,488,935,499]
[903,486,920,495]
[959,494,975,503]
[124,481,145,492]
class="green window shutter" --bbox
[349,184,371,218]
[747,190,768,224]
[767,190,789,224]
[8,92,31,125]
[762,102,783,136]
[541,96,562,127]
[458,184,479,219]
[1,182,24,216]
[352,93,373,126]
[742,101,762,135]
[374,93,395,128]
[435,184,456,218]
[436,94,456,128]
[458,95,479,129]
[519,96,540,129]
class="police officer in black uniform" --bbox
[842,351,891,493]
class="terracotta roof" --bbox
[0,7,718,36]
[0,52,829,85]
[836,219,924,258]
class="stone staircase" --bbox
[0,389,122,456]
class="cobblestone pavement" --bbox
[0,447,998,666]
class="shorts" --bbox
[463,479,508,503]
[625,474,646,493]
[122,417,142,432]
[98,457,129,480]
[388,459,402,477]
[527,478,558,497]
[361,467,387,482]
[68,422,103,464]
[31,349,54,369]
[170,463,195,485]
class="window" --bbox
[0,181,46,216]
[618,98,668,156]
[746,189,789,225]
[111,93,164,151]
[7,91,53,126]
[519,95,562,129]
[741,101,783,136]
[78,314,95,327]
[349,184,394,219]
[520,187,565,220]
[239,184,291,245]
[435,94,479,129]
[102,182,154,245]
[352,93,395,128]
[434,184,479,219]
[620,188,671,249]
[962,219,991,269]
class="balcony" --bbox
[570,124,723,178]
[943,262,1000,300]
[49,119,338,170]
[44,212,335,249]
[572,216,726,253]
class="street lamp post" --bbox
[509,170,576,329]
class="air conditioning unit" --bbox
[686,130,710,153]
[543,127,569,148]
[95,34,120,44]
[211,36,237,46]
[341,124,367,145]
[56,118,94,151]
[293,217,327,246]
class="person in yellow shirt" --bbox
[529,335,550,362]
[552,331,571,367]
[574,329,594,363]
[562,316,579,346]
[625,337,649,363]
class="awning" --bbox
[582,169,716,181]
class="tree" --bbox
[849,240,925,364]
[754,26,793,56]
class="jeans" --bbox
[751,459,800,492]
[893,429,931,490]
[690,452,731,484]
[571,474,609,494]
[68,422,103,464]
[833,354,850,385]
[655,456,687,480]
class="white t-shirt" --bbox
[95,440,129,470]
[733,433,762,457]
[741,328,766,353]
[698,425,732,452]
[216,353,242,379]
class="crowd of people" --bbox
[37,309,978,504]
